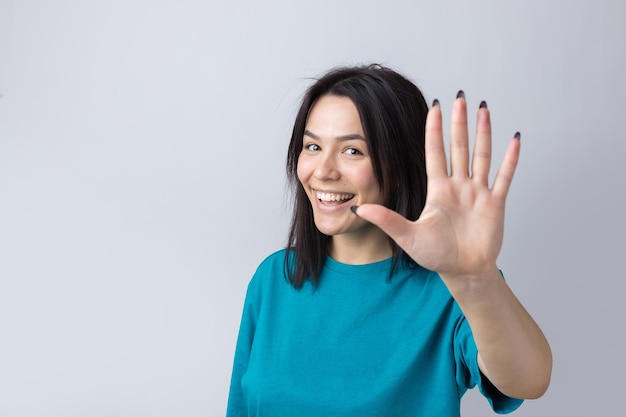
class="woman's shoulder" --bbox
[247,248,291,289]
[255,248,289,272]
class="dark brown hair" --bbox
[285,64,429,288]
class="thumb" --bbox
[352,204,414,249]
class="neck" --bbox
[329,227,392,264]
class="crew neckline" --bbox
[324,254,394,275]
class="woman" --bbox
[226,65,552,416]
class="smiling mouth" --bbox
[315,191,355,203]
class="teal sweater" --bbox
[227,250,522,416]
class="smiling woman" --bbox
[226,65,552,417]
[297,96,388,264]
[286,66,429,289]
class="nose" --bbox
[314,152,340,181]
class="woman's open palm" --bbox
[356,93,520,279]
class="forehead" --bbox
[305,95,364,136]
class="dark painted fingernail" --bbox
[479,100,488,109]
[456,90,465,99]
[432,98,440,107]
[514,131,521,140]
[350,205,359,215]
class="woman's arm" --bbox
[353,93,552,399]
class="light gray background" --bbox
[0,0,624,415]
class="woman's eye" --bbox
[344,147,362,155]
[305,143,320,151]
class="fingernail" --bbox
[514,131,521,140]
[350,205,359,215]
[432,98,440,107]
[456,90,465,99]
[479,100,488,109]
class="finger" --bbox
[352,204,414,250]
[471,101,492,185]
[425,100,448,179]
[450,91,470,178]
[492,134,521,199]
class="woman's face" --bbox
[297,95,385,239]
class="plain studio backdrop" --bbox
[0,0,624,415]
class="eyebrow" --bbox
[303,129,366,142]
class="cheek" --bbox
[352,166,376,189]
[358,171,384,201]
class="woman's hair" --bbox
[285,64,429,288]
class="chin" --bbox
[313,217,369,238]
[313,225,342,237]
[312,219,345,237]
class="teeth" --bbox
[316,192,354,202]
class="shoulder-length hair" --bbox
[285,64,429,288]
